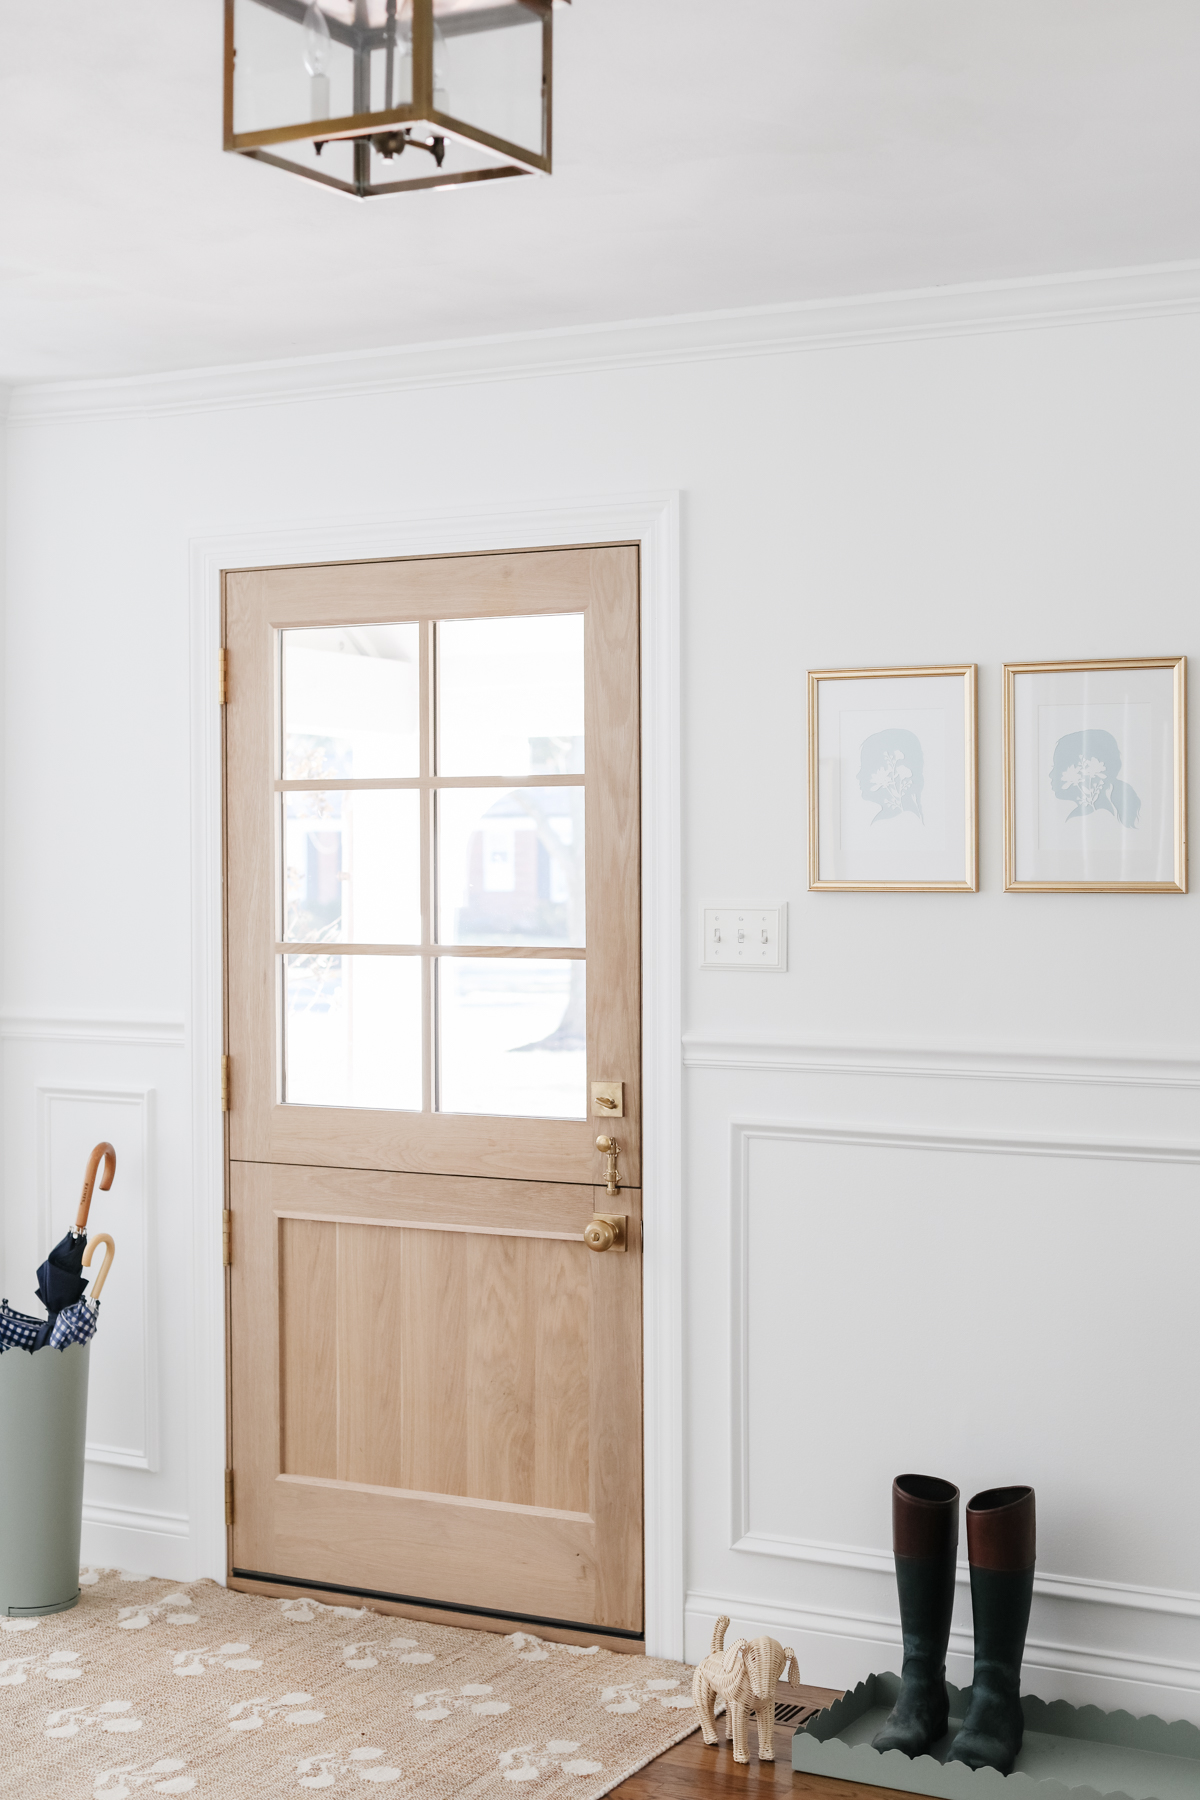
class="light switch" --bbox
[701,904,787,972]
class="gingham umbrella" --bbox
[0,1143,116,1354]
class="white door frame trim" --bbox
[187,492,684,1659]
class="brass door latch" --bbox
[595,1135,621,1196]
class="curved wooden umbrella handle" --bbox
[82,1234,115,1301]
[75,1142,116,1234]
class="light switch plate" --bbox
[701,904,787,972]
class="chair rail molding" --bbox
[189,490,683,1656]
[2,1014,184,1047]
[728,1120,1200,1641]
[685,1034,1200,1092]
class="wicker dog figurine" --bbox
[691,1615,802,1763]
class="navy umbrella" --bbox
[0,1143,115,1353]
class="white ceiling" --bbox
[4,1,1200,385]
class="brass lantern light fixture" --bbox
[223,0,565,199]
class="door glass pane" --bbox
[437,788,584,947]
[437,959,585,1118]
[437,614,584,776]
[284,790,421,945]
[283,623,419,779]
[283,954,421,1110]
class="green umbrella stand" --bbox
[0,1342,90,1616]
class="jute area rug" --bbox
[0,1571,698,1800]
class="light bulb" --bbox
[303,4,332,121]
[303,4,332,76]
[396,1,450,112]
[433,23,449,114]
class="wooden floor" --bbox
[610,1688,909,1800]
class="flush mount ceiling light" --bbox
[223,0,566,198]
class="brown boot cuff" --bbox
[965,1485,1036,1571]
[892,1473,960,1558]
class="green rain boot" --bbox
[947,1485,1036,1776]
[871,1474,960,1758]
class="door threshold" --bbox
[229,1568,646,1656]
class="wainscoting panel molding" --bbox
[724,1117,1200,1716]
[36,1086,159,1471]
[730,1528,1200,1619]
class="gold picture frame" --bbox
[808,665,978,892]
[1003,656,1187,894]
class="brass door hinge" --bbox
[224,1469,234,1527]
[221,1056,231,1112]
[222,1210,232,1268]
[218,647,228,706]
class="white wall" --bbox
[4,275,1200,1715]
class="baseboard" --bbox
[685,1591,1200,1728]
[80,1501,193,1583]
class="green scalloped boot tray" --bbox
[792,1673,1200,1800]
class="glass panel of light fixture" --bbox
[282,622,419,779]
[233,0,360,135]
[437,788,584,948]
[437,614,584,777]
[433,0,546,156]
[437,957,586,1119]
[284,789,421,946]
[283,952,422,1110]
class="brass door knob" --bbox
[583,1213,627,1253]
[584,1217,616,1253]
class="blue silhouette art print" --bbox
[858,728,924,825]
[1050,729,1140,828]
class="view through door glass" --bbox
[279,613,587,1119]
